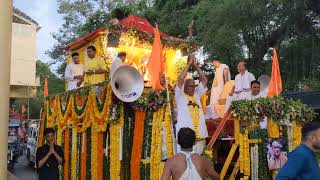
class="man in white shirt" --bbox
[232,61,256,100]
[175,54,208,154]
[65,52,84,91]
[210,58,231,105]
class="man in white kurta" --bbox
[175,54,208,154]
[233,61,256,100]
[65,52,84,91]
[210,59,231,105]
[224,61,255,111]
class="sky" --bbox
[13,0,63,64]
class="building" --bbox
[10,7,40,99]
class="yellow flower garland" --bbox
[163,104,174,157]
[292,122,302,149]
[239,131,250,176]
[91,130,98,180]
[71,128,77,180]
[150,108,163,180]
[46,99,57,127]
[186,95,200,139]
[268,118,280,138]
[110,124,121,180]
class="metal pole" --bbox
[0,0,12,178]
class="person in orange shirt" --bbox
[84,46,108,85]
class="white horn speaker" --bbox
[111,65,144,102]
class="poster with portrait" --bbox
[267,138,288,170]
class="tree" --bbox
[48,0,320,91]
[13,60,65,119]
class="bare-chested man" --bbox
[161,128,220,180]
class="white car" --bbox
[26,120,39,165]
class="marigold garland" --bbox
[71,128,77,180]
[150,108,164,180]
[268,118,280,138]
[91,130,98,180]
[163,104,174,157]
[110,124,121,180]
[130,111,146,180]
[64,128,70,180]
[186,95,201,139]
[239,131,250,177]
[97,132,104,180]
[292,122,302,149]
[81,132,87,180]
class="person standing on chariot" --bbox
[175,54,208,154]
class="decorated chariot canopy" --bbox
[64,15,196,87]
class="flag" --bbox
[44,78,48,97]
[21,103,27,114]
[268,48,282,97]
[147,26,165,90]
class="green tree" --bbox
[13,60,65,119]
[48,0,320,91]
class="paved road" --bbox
[9,155,37,180]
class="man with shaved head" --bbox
[232,61,255,99]
[175,54,208,154]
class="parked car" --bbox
[8,119,23,169]
[26,120,39,166]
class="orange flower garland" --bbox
[91,84,112,132]
[130,111,146,180]
[64,128,70,180]
[97,132,104,180]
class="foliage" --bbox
[13,60,65,119]
[48,0,320,91]
[232,97,316,125]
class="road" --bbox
[9,155,37,180]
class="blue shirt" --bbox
[276,144,320,180]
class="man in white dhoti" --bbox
[210,58,231,105]
[65,52,84,91]
[175,54,208,154]
[161,128,220,180]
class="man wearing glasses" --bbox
[175,54,208,154]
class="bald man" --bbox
[175,54,208,154]
[232,61,255,100]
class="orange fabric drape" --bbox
[268,48,282,97]
[147,26,165,90]
[130,111,146,180]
